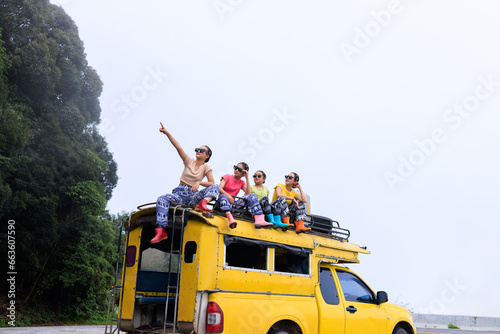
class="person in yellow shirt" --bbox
[271,172,310,232]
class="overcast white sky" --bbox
[51,0,500,318]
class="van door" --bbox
[335,269,387,334]
[316,266,345,333]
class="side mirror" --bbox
[377,291,388,304]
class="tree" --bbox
[0,0,118,322]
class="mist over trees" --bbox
[1,0,119,322]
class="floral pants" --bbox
[218,193,263,215]
[156,184,220,227]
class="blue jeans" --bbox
[156,184,220,227]
[218,193,263,215]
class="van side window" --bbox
[336,270,375,303]
[319,267,339,305]
[274,248,309,275]
[226,240,267,270]
[184,241,197,263]
[224,236,312,274]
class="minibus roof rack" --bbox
[305,214,350,242]
[132,202,351,242]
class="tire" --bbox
[393,327,409,334]
[267,331,289,334]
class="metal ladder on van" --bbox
[158,205,187,334]
[133,205,187,334]
[104,206,188,334]
[105,214,131,334]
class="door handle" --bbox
[346,305,357,314]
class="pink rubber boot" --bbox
[226,212,237,229]
[254,214,273,228]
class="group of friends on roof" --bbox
[151,122,310,244]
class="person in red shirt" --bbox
[218,162,273,229]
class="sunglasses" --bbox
[195,148,207,154]
[285,175,296,180]
[234,165,247,172]
[253,174,263,178]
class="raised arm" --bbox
[242,170,251,195]
[159,122,189,161]
[294,182,307,203]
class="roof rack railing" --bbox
[135,202,351,242]
[306,214,350,242]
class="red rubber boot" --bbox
[150,227,168,243]
[195,198,212,212]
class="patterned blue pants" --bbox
[270,197,307,221]
[218,193,263,215]
[259,196,272,215]
[156,184,220,227]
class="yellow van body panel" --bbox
[209,292,319,334]
[329,265,416,334]
[178,217,220,323]
[383,303,417,334]
[120,225,142,322]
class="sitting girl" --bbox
[251,170,288,229]
[271,172,311,232]
[218,163,273,229]
[152,123,220,243]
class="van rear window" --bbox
[140,247,179,273]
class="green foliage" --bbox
[448,323,460,329]
[66,181,106,215]
[0,0,119,324]
[0,27,10,101]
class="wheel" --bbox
[267,331,289,334]
[393,327,409,334]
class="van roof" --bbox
[127,204,370,263]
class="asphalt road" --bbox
[0,326,105,333]
[418,329,500,334]
[0,326,499,333]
